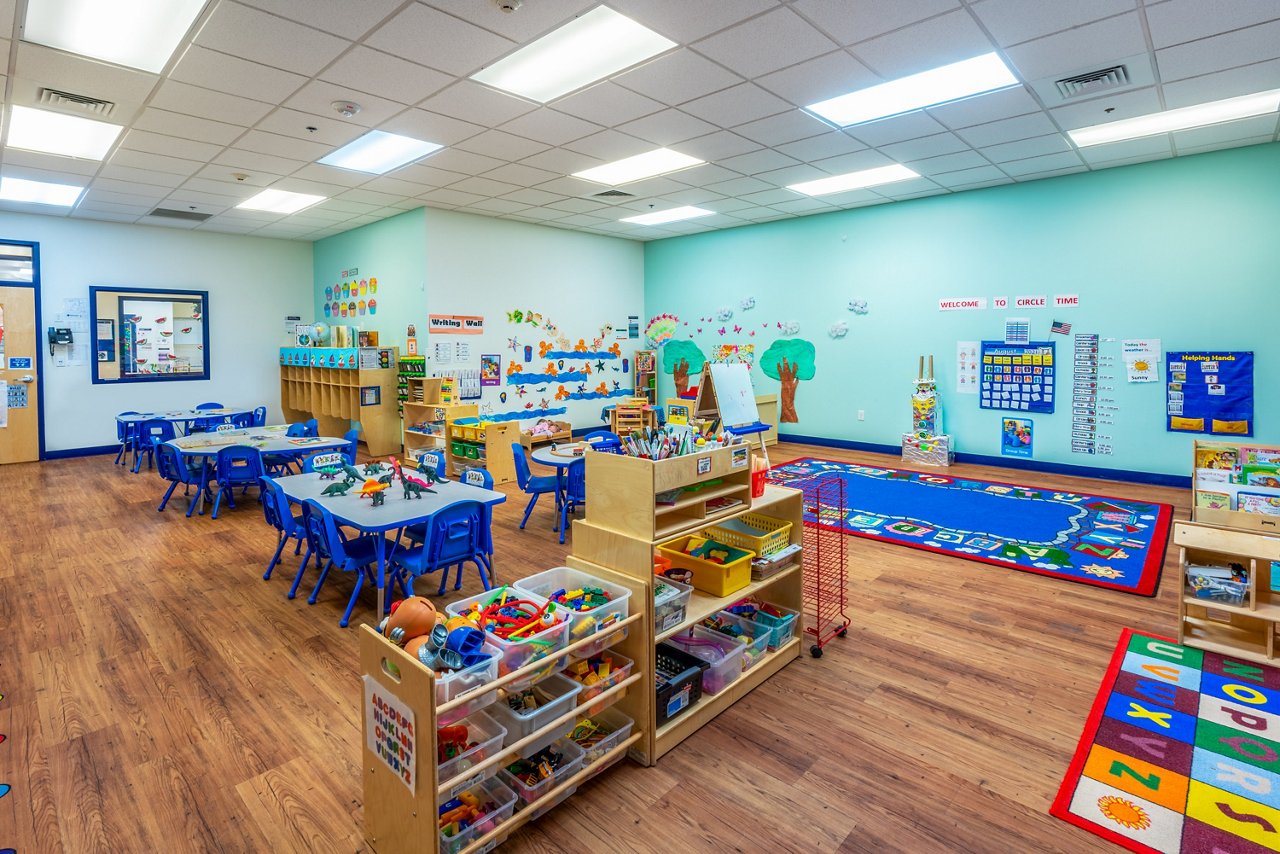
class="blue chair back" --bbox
[417,449,445,478]
[259,476,285,533]
[426,501,482,568]
[511,442,533,491]
[216,445,264,486]
[230,412,254,428]
[116,411,140,443]
[301,498,351,566]
[252,406,267,427]
[196,402,223,410]
[155,442,193,485]
[140,418,177,449]
[582,430,622,452]
[303,418,319,437]
[461,467,493,489]
[286,422,309,437]
[302,450,351,472]
[565,458,586,503]
[343,428,360,462]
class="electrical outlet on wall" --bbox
[857,410,865,421]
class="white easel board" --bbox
[708,362,758,427]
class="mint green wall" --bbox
[312,208,427,347]
[644,142,1280,477]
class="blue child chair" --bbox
[303,418,319,437]
[133,418,176,473]
[343,428,360,463]
[511,442,560,530]
[462,468,496,574]
[558,457,586,545]
[252,406,267,427]
[155,442,203,516]
[285,423,309,437]
[259,476,310,582]
[582,430,622,453]
[298,498,394,627]
[301,450,352,472]
[190,401,225,433]
[416,449,446,479]
[265,424,309,475]
[391,500,490,597]
[211,445,265,519]
[115,411,140,466]
[230,411,254,428]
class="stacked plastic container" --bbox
[445,589,572,689]
[438,710,507,798]
[438,777,517,854]
[667,626,746,694]
[514,567,632,659]
[486,674,583,758]
[436,640,502,726]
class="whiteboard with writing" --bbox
[709,362,757,427]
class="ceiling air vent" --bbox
[593,190,634,198]
[1054,65,1130,100]
[148,208,213,222]
[38,88,116,117]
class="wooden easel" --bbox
[693,362,771,468]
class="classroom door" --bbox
[0,284,40,463]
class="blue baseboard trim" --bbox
[776,432,1190,489]
[44,444,118,460]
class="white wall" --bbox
[423,209,645,429]
[0,212,313,452]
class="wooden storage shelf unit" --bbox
[1192,438,1280,533]
[634,349,656,405]
[444,419,520,485]
[279,347,400,457]
[360,563,649,854]
[402,376,475,466]
[1176,520,1280,666]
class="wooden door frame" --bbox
[0,238,45,459]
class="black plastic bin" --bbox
[655,642,708,726]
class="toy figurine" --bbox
[316,465,342,481]
[363,461,385,476]
[380,596,437,644]
[321,481,353,497]
[402,474,436,500]
[341,464,364,485]
[356,478,390,506]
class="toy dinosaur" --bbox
[415,465,447,487]
[341,464,364,484]
[357,478,390,507]
[316,465,342,481]
[321,481,353,497]
[363,461,385,475]
[378,473,395,485]
[402,475,436,500]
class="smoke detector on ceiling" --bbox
[495,0,522,11]
[331,100,362,118]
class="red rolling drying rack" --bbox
[797,475,849,657]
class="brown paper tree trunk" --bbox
[778,357,798,422]
[673,358,690,396]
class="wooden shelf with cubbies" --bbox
[444,418,520,485]
[279,348,400,457]
[402,377,476,466]
[633,349,656,405]
[1176,520,1280,666]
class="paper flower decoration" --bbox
[739,297,755,311]
[644,313,680,347]
[716,306,734,321]
[829,321,849,338]
[848,300,869,315]
[781,321,800,335]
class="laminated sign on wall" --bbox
[1166,350,1253,436]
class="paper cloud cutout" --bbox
[781,321,800,335]
[829,321,849,338]
[715,306,734,321]
[848,299,869,315]
[739,297,755,311]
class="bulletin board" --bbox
[1166,350,1253,436]
[979,341,1056,414]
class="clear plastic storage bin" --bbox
[667,625,746,695]
[701,611,771,671]
[438,777,518,854]
[497,737,585,807]
[729,598,799,651]
[568,708,635,767]
[486,674,583,757]
[562,650,634,716]
[436,640,501,727]
[446,588,572,689]
[654,577,693,634]
[514,566,632,659]
[437,710,507,797]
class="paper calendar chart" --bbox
[979,341,1056,415]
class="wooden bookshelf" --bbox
[279,347,400,457]
[634,349,656,405]
[1191,439,1280,533]
[445,418,520,485]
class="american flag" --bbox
[1051,320,1072,335]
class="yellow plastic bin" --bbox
[656,535,753,597]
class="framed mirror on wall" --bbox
[89,286,210,383]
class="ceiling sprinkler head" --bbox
[231,173,249,182]
[496,0,522,11]
[331,100,362,118]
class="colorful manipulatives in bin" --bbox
[438,790,500,840]
[456,587,565,641]
[566,654,612,687]
[504,743,568,787]
[437,724,477,765]
[569,718,611,750]
[379,596,438,645]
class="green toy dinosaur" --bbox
[316,465,342,481]
[363,461,385,475]
[321,481,353,497]
[341,464,364,484]
[402,475,437,499]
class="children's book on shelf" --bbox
[1195,446,1238,470]
[1242,447,1280,466]
[1238,492,1280,516]
[1195,491,1232,511]
[1242,465,1280,488]
[1196,468,1230,484]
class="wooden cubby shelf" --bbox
[280,348,400,457]
[656,563,801,643]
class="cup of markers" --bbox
[620,426,744,459]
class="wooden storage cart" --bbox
[280,347,400,457]
[445,419,520,485]
[1176,520,1280,665]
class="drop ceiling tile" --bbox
[732,110,833,146]
[872,176,944,197]
[82,188,171,207]
[562,130,657,161]
[503,206,567,221]
[483,163,560,187]
[1087,150,1179,172]
[289,162,376,187]
[195,2,348,75]
[607,175,692,197]
[150,80,274,127]
[214,148,309,177]
[1177,134,1277,157]
[499,109,603,147]
[811,148,897,173]
[792,0,960,46]
[423,149,508,175]
[366,4,517,75]
[97,165,186,189]
[1077,134,1173,164]
[618,110,719,146]
[980,133,1072,162]
[236,129,333,162]
[931,165,1010,187]
[91,178,170,199]
[670,163,744,186]
[3,149,101,177]
[166,188,252,207]
[133,108,246,146]
[845,111,947,146]
[755,50,880,107]
[170,46,308,103]
[770,197,838,214]
[1156,19,1280,81]
[955,112,1059,147]
[925,86,1043,130]
[501,188,567,206]
[77,201,155,216]
[552,82,666,127]
[660,188,728,206]
[1172,114,1280,148]
[0,163,92,185]
[1048,86,1163,130]
[850,11,994,78]
[319,199,379,214]
[718,149,802,176]
[1146,0,1280,49]
[947,176,1014,191]
[745,163,829,187]
[467,198,532,214]
[420,81,537,128]
[1004,12,1147,82]
[607,0,778,43]
[1161,59,1280,108]
[179,177,255,198]
[339,188,414,206]
[319,47,453,105]
[740,188,806,206]
[520,147,606,174]
[676,130,765,161]
[701,197,757,213]
[455,129,550,162]
[379,110,486,148]
[705,175,774,196]
[237,0,403,39]
[613,54,739,114]
[545,197,609,213]
[775,131,867,161]
[196,164,280,187]
[66,210,135,222]
[284,80,407,128]
[447,176,521,198]
[970,0,1135,47]
[681,83,792,127]
[880,131,971,161]
[120,129,224,163]
[693,8,838,78]
[905,149,991,175]
[1011,164,1087,181]
[536,176,610,197]
[111,150,205,177]
[14,42,157,103]
[271,177,360,198]
[254,109,366,148]
[998,150,1084,176]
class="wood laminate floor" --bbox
[0,443,1183,853]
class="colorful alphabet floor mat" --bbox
[767,457,1171,595]
[1052,629,1280,852]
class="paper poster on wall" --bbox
[433,341,452,364]
[956,340,978,394]
[980,341,1055,414]
[1122,339,1160,383]
[454,341,471,362]
[363,676,416,795]
[614,319,628,340]
[1166,350,1253,435]
[480,354,501,386]
[628,315,639,338]
[1004,318,1030,345]
[1001,418,1033,457]
[938,297,987,311]
[428,314,483,334]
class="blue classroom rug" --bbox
[767,457,1172,596]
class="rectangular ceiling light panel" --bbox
[0,176,85,206]
[472,6,676,103]
[236,189,326,214]
[1069,89,1280,146]
[787,164,919,196]
[807,53,1018,127]
[6,105,123,159]
[573,148,703,185]
[621,206,713,225]
[319,130,443,174]
[24,0,208,73]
